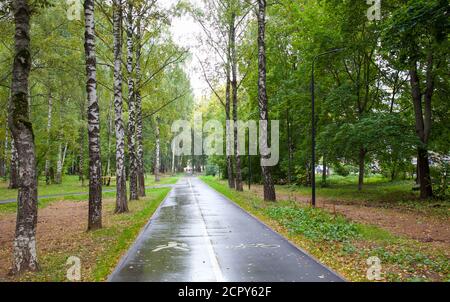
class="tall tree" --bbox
[113,0,128,213]
[44,92,52,184]
[154,116,160,182]
[383,0,448,199]
[229,7,243,192]
[84,0,102,230]
[126,2,138,201]
[256,0,276,201]
[9,0,39,274]
[135,16,145,197]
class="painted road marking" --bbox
[226,243,281,249]
[188,178,224,282]
[152,242,190,252]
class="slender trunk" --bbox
[44,94,52,185]
[9,0,39,274]
[256,0,276,201]
[286,109,292,185]
[106,97,113,176]
[135,18,145,196]
[230,12,243,192]
[55,143,62,184]
[9,138,19,189]
[126,3,138,201]
[113,0,128,213]
[79,106,85,186]
[226,16,234,189]
[0,144,4,178]
[84,0,102,230]
[2,129,8,181]
[171,141,175,175]
[154,117,160,182]
[55,142,67,184]
[358,147,366,191]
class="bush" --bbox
[333,163,350,177]
[205,164,219,177]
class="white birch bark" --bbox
[9,0,39,274]
[113,0,128,213]
[44,94,52,185]
[84,0,102,230]
[126,2,138,200]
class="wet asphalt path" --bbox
[108,177,344,282]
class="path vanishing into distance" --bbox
[109,177,344,282]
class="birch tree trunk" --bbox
[84,0,102,230]
[286,109,292,185]
[126,3,138,201]
[230,11,243,191]
[44,94,52,185]
[226,19,234,189]
[135,18,145,197]
[79,100,85,186]
[154,117,160,182]
[9,0,39,274]
[55,143,67,184]
[106,97,113,176]
[113,0,128,213]
[9,137,19,189]
[55,143,62,184]
[257,0,276,201]
[2,129,8,180]
[171,140,175,175]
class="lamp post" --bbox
[311,48,345,208]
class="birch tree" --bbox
[256,0,276,201]
[154,116,160,182]
[44,93,52,184]
[113,0,128,213]
[83,0,102,230]
[8,0,39,274]
[135,16,145,196]
[126,2,138,201]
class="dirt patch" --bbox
[0,199,114,280]
[248,185,450,247]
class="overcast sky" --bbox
[161,0,213,101]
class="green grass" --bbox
[14,187,170,282]
[0,174,179,200]
[278,175,449,217]
[0,175,179,214]
[200,176,450,282]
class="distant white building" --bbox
[315,165,331,175]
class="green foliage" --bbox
[266,206,359,242]
[205,164,219,176]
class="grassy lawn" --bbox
[200,176,450,282]
[275,175,449,218]
[0,175,179,214]
[4,187,171,282]
[0,174,180,200]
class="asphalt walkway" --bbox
[109,177,344,282]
